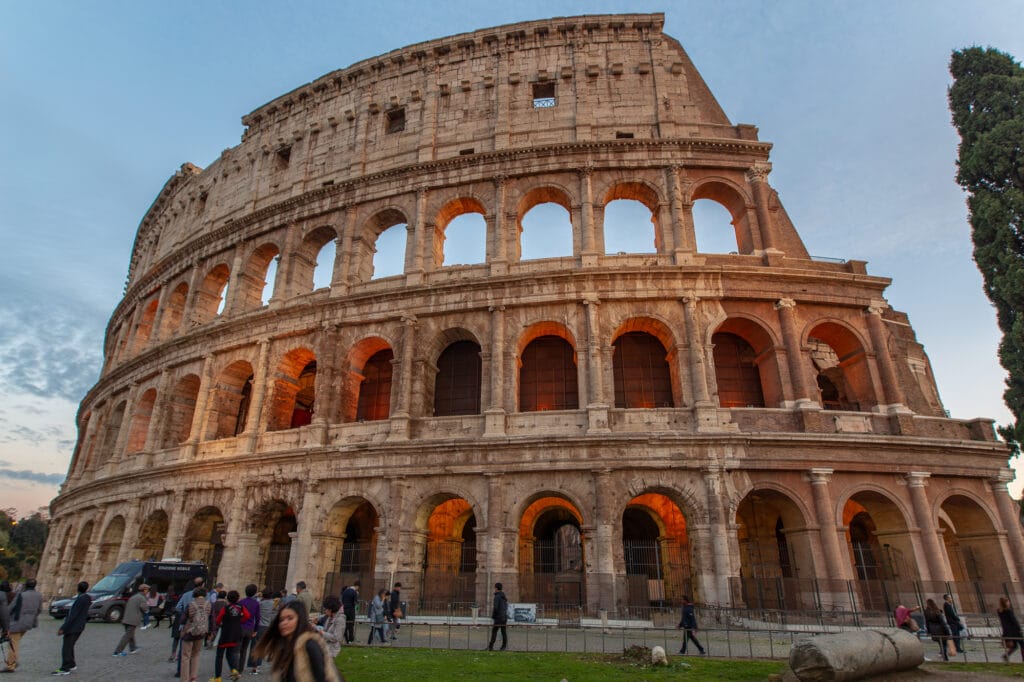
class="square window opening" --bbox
[275,145,292,171]
[532,81,556,108]
[386,107,406,134]
[616,131,634,139]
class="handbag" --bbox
[945,638,957,658]
[394,606,404,619]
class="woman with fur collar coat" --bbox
[252,600,342,682]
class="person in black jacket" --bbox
[924,598,952,661]
[53,581,92,676]
[677,595,706,655]
[998,596,1024,662]
[341,581,359,645]
[386,583,402,641]
[487,583,508,651]
[942,594,965,653]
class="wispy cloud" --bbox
[0,460,64,486]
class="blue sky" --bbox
[1,1,1022,514]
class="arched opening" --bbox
[132,298,160,354]
[807,322,874,412]
[518,335,578,412]
[712,333,765,408]
[252,500,296,594]
[433,340,482,416]
[312,239,336,291]
[159,282,189,340]
[266,348,317,431]
[519,189,574,260]
[612,332,673,408]
[940,495,1011,613]
[436,199,487,267]
[70,521,95,577]
[692,198,740,254]
[160,374,200,448]
[356,349,393,421]
[320,499,379,599]
[603,197,658,255]
[136,510,169,560]
[125,388,157,454]
[99,400,127,465]
[183,507,225,582]
[843,491,916,612]
[97,516,126,574]
[370,224,406,279]
[206,360,255,440]
[236,243,280,311]
[194,263,231,323]
[518,496,585,613]
[418,496,478,610]
[622,493,691,613]
[736,490,816,610]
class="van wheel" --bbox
[106,605,124,623]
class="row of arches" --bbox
[75,310,889,476]
[113,173,772,367]
[52,480,1015,615]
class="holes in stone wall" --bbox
[386,107,406,134]
[532,81,555,108]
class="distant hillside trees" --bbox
[0,508,49,581]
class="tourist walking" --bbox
[318,596,344,658]
[113,583,150,655]
[998,596,1024,662]
[366,589,387,645]
[387,583,402,640]
[245,586,276,675]
[487,582,508,651]
[179,587,212,682]
[341,581,359,644]
[212,590,251,681]
[5,578,42,673]
[142,586,161,629]
[942,594,965,653]
[237,584,261,675]
[677,595,706,655]
[251,600,340,682]
[924,598,952,661]
[295,581,314,616]
[51,581,91,676]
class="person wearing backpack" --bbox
[212,590,251,682]
[179,587,212,682]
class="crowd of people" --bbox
[894,593,1023,662]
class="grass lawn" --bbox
[336,647,788,680]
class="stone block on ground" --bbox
[788,628,923,681]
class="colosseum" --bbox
[42,13,1024,621]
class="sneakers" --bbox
[230,670,240,681]
[113,651,128,657]
[128,648,140,654]
[51,670,72,676]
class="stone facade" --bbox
[43,14,1024,618]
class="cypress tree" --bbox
[949,46,1024,453]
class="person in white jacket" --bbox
[317,596,345,658]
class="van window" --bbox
[91,574,132,594]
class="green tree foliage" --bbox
[949,46,1024,453]
[0,509,49,581]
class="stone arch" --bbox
[159,280,189,340]
[236,241,281,310]
[516,322,580,413]
[412,491,484,609]
[357,207,409,281]
[183,506,225,580]
[601,180,664,255]
[938,492,1013,611]
[136,509,169,560]
[515,184,576,261]
[343,336,395,423]
[125,387,158,454]
[610,318,678,408]
[193,262,231,323]
[131,296,160,354]
[160,373,201,448]
[428,327,483,417]
[433,196,488,267]
[621,491,693,609]
[266,346,317,431]
[70,519,95,576]
[805,319,876,412]
[205,359,255,440]
[97,515,126,574]
[295,224,339,293]
[98,399,127,466]
[690,177,757,254]
[317,496,381,600]
[517,492,587,609]
[734,486,817,610]
[248,498,297,594]
[839,486,917,610]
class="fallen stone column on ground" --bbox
[788,628,924,681]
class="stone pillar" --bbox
[244,339,273,453]
[216,486,253,585]
[584,298,610,434]
[80,514,108,584]
[163,493,190,560]
[185,355,215,456]
[224,243,248,313]
[285,486,323,596]
[667,165,695,261]
[808,469,851,583]
[746,164,778,253]
[329,235,349,296]
[484,305,507,437]
[144,369,175,453]
[382,477,409,585]
[334,207,356,289]
[590,470,617,610]
[775,298,815,407]
[682,297,712,406]
[388,315,417,440]
[702,466,732,604]
[407,188,428,282]
[865,303,908,411]
[115,498,143,564]
[579,167,598,265]
[182,259,206,327]
[904,472,946,582]
[110,382,141,468]
[489,176,508,275]
[273,221,301,300]
[149,281,173,345]
[481,474,507,603]
[990,472,1024,582]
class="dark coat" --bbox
[341,586,358,614]
[387,589,401,618]
[63,592,92,635]
[8,588,42,633]
[999,607,1023,639]
[679,603,698,629]
[924,607,950,641]
[491,590,508,625]
[943,601,961,629]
